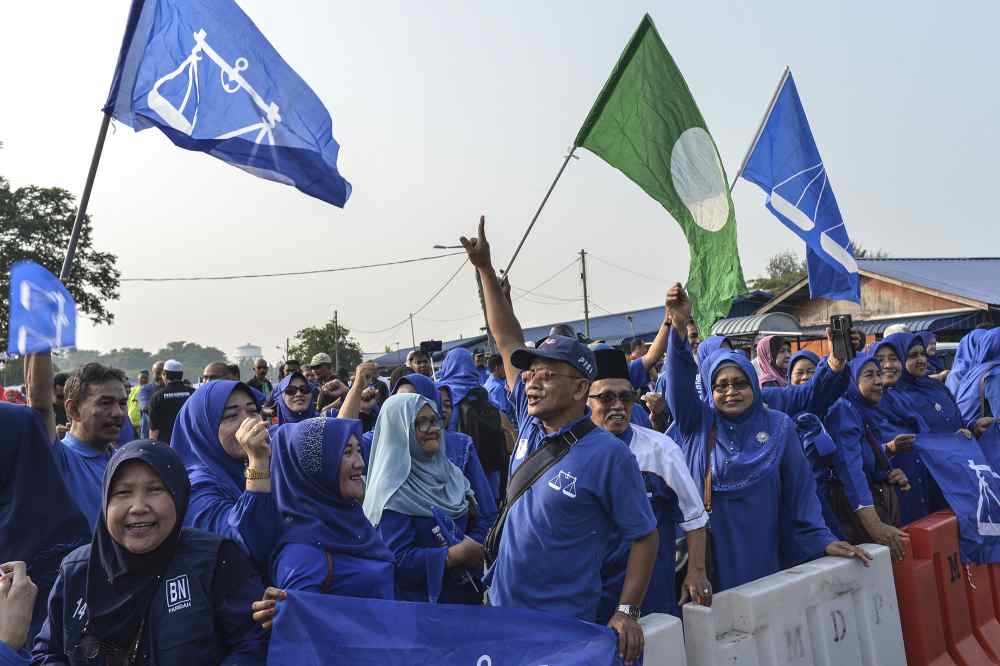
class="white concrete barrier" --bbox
[682,544,905,666]
[640,612,686,666]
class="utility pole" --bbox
[475,269,495,353]
[580,249,590,338]
[333,310,340,374]
[409,313,416,349]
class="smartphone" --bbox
[830,314,854,361]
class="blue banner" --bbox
[104,0,351,207]
[268,592,622,666]
[7,261,76,355]
[917,433,1000,563]
[741,72,860,302]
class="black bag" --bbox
[675,421,719,598]
[484,420,595,566]
[827,425,901,544]
[458,387,508,475]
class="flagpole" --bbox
[728,65,790,194]
[502,148,577,277]
[60,112,112,281]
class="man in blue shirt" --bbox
[460,217,658,666]
[25,353,127,528]
[482,353,515,423]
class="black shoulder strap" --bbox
[484,418,596,565]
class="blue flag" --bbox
[917,433,1000,564]
[7,261,76,355]
[104,0,351,207]
[741,71,860,302]
[269,592,622,666]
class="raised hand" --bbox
[235,417,270,469]
[460,216,493,269]
[665,283,691,331]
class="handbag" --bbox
[828,425,901,544]
[675,421,719,596]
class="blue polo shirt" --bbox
[490,377,656,621]
[51,432,112,528]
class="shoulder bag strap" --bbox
[863,425,892,472]
[703,420,717,513]
[321,551,335,594]
[485,419,596,564]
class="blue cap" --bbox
[510,335,596,381]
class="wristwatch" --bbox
[616,604,641,620]
[244,466,270,480]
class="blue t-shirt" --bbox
[628,358,651,392]
[492,378,657,621]
[51,433,112,529]
[136,382,157,410]
[272,543,394,600]
[483,374,515,422]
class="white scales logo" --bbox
[768,162,859,277]
[16,280,70,355]
[968,459,1000,536]
[548,470,577,498]
[148,29,282,149]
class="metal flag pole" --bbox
[503,148,578,277]
[60,112,113,280]
[728,65,791,194]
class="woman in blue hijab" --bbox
[947,328,989,395]
[662,285,868,592]
[787,350,821,386]
[915,331,945,374]
[0,403,89,648]
[32,440,267,665]
[893,333,966,434]
[272,371,317,424]
[870,335,932,524]
[436,348,483,430]
[170,380,278,572]
[953,328,1000,426]
[270,417,395,599]
[823,354,910,560]
[363,394,484,604]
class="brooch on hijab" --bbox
[934,403,942,412]
[756,432,769,445]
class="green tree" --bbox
[0,176,120,347]
[153,341,230,377]
[849,242,890,259]
[747,250,807,293]
[288,319,363,375]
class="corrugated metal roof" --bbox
[858,258,1000,306]
[711,312,802,338]
[801,309,987,336]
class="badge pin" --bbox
[756,431,770,444]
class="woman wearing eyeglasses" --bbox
[272,371,318,424]
[362,393,485,604]
[663,284,870,592]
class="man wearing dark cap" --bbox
[461,217,657,664]
[589,345,710,620]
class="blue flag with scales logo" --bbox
[917,433,1000,564]
[7,261,76,355]
[104,0,351,207]
[741,71,860,302]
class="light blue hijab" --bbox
[362,394,472,527]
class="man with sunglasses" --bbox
[588,345,710,620]
[460,217,657,666]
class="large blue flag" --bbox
[104,0,351,207]
[741,71,860,302]
[269,592,622,666]
[7,262,76,355]
[917,433,1000,564]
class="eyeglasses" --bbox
[521,368,582,383]
[711,380,752,394]
[414,416,443,432]
[588,391,637,406]
[283,385,312,396]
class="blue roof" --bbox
[858,258,1000,306]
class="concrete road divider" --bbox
[639,612,686,666]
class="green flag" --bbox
[575,14,745,333]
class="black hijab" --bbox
[0,403,89,566]
[81,440,191,657]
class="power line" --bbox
[587,253,665,283]
[121,251,466,282]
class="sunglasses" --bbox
[712,380,752,394]
[283,385,312,396]
[588,391,636,406]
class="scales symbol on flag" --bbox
[147,29,283,147]
[16,279,70,355]
[968,459,1000,536]
[768,162,858,276]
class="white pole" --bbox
[729,66,791,194]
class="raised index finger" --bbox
[478,215,486,243]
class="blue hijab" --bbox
[171,380,260,498]
[947,329,990,394]
[272,417,394,561]
[915,331,945,372]
[893,333,962,432]
[274,371,317,424]
[868,336,926,435]
[954,329,1000,421]
[437,349,482,428]
[695,337,733,402]
[839,353,894,437]
[786,350,821,383]
[392,373,443,414]
[699,352,784,492]
[363,394,472,526]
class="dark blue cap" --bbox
[510,335,596,381]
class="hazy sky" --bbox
[2,2,997,363]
